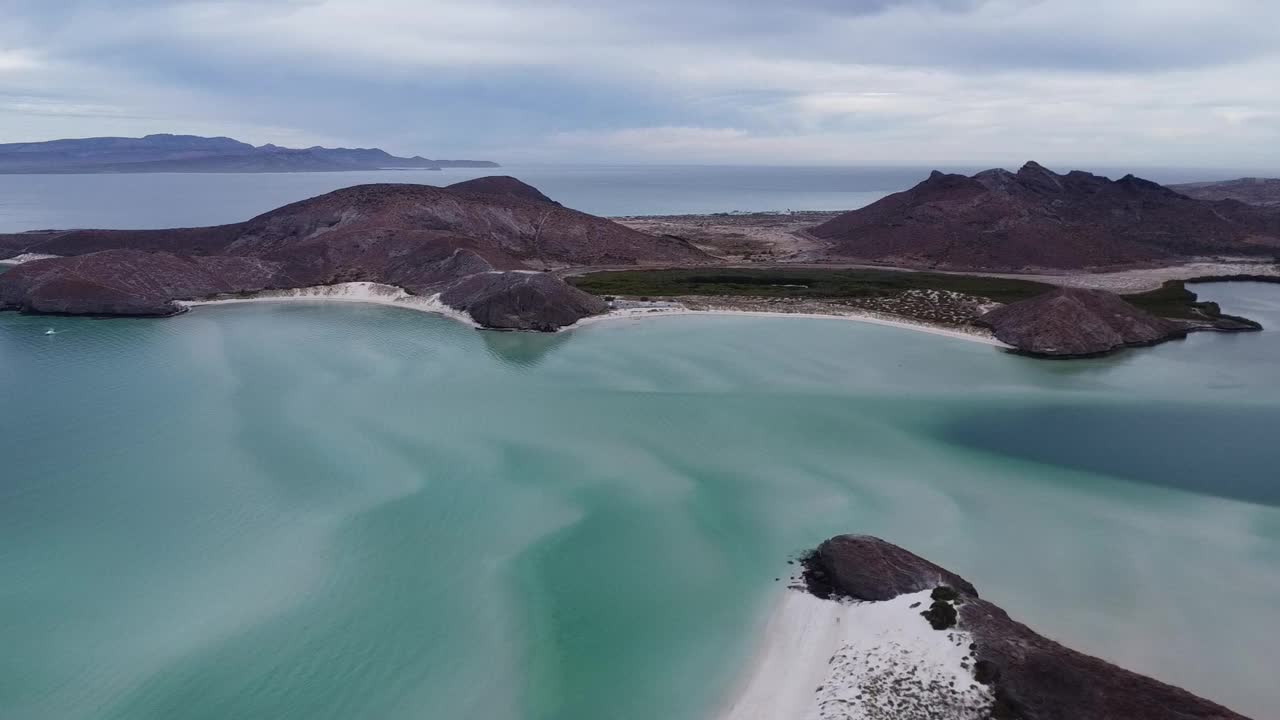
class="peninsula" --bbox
[0,134,498,174]
[723,535,1249,720]
[2,163,1277,356]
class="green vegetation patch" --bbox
[569,268,1054,303]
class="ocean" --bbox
[1,168,1278,719]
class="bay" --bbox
[1,283,1277,719]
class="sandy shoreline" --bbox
[177,282,478,327]
[0,252,60,266]
[177,282,1008,348]
[719,588,991,720]
[571,305,1010,347]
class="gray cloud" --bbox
[0,0,1277,168]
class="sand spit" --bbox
[720,588,992,720]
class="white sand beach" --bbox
[0,252,60,265]
[719,588,992,720]
[178,281,1009,348]
[177,282,477,326]
[571,305,1011,348]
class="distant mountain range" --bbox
[1169,177,1280,208]
[0,134,498,174]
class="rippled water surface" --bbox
[2,283,1278,719]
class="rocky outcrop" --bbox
[801,535,1249,720]
[0,179,709,329]
[976,288,1184,357]
[446,176,561,205]
[800,534,977,601]
[0,250,285,316]
[809,162,1280,271]
[440,272,608,331]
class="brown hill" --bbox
[976,287,1184,356]
[0,179,709,328]
[809,162,1280,271]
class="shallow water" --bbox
[1,283,1278,719]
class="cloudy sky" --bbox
[1,0,1278,167]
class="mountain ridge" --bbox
[808,161,1280,271]
[0,134,498,174]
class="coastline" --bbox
[718,587,991,720]
[0,252,60,266]
[177,282,478,327]
[570,305,1011,348]
[177,281,1009,348]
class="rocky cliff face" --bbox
[0,179,709,329]
[975,288,1184,357]
[809,162,1280,271]
[801,535,1249,720]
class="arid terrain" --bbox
[615,211,839,261]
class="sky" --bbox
[1,0,1278,168]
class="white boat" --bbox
[44,329,56,335]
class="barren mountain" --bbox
[809,162,1280,271]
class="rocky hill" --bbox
[0,179,709,328]
[809,162,1280,271]
[1169,178,1280,208]
[446,176,561,205]
[800,535,1249,720]
[976,287,1185,356]
[975,287,1261,357]
[0,134,497,173]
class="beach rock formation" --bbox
[800,535,1250,720]
[801,534,978,601]
[975,288,1183,357]
[440,271,607,331]
[0,179,708,329]
[809,162,1280,271]
[1170,177,1280,208]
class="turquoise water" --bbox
[2,283,1278,719]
